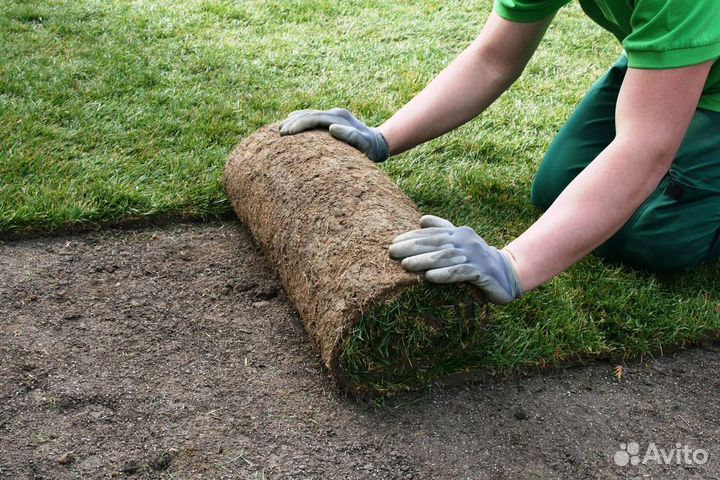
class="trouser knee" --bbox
[531,167,568,211]
[594,230,673,272]
[594,182,720,273]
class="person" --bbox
[280,0,720,305]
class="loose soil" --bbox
[1,222,718,479]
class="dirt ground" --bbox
[1,222,719,480]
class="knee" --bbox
[595,221,704,273]
[531,165,568,211]
[594,228,657,271]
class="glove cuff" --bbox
[369,128,390,163]
[500,250,524,301]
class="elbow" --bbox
[502,63,525,84]
[612,134,677,176]
[471,43,526,85]
[605,135,677,197]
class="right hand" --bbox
[389,215,523,305]
[279,108,389,162]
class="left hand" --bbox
[389,215,523,305]
[279,108,389,162]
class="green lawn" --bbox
[2,0,718,374]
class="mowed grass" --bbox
[2,1,718,376]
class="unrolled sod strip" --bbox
[223,124,489,396]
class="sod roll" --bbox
[223,124,489,396]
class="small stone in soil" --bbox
[514,409,528,421]
[122,461,140,474]
[235,282,257,293]
[254,285,279,300]
[149,452,173,471]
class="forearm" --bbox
[501,59,713,294]
[378,12,552,155]
[503,139,674,291]
[377,44,517,155]
[384,36,710,303]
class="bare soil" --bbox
[1,222,718,479]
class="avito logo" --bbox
[614,442,708,467]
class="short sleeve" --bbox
[494,0,571,23]
[624,0,720,69]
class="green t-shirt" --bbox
[493,0,720,112]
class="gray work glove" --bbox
[389,215,523,305]
[279,108,389,162]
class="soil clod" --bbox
[148,451,173,471]
[57,452,75,465]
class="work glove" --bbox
[389,215,523,305]
[279,108,389,162]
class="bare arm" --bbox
[378,12,554,155]
[503,60,714,291]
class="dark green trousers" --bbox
[531,56,720,272]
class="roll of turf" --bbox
[223,124,489,396]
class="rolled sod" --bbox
[223,124,489,396]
